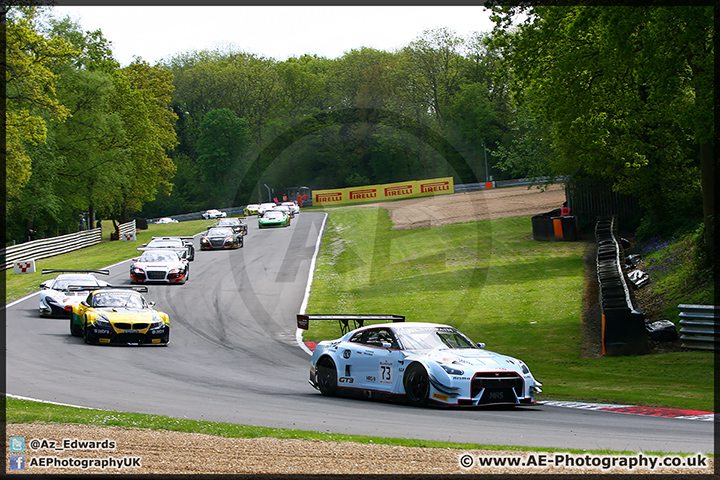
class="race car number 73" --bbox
[380,360,393,384]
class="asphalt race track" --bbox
[6,212,714,454]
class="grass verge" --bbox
[303,208,714,412]
[5,397,696,456]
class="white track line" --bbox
[296,212,328,356]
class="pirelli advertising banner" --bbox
[312,177,454,206]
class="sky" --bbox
[49,6,497,66]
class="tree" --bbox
[109,60,178,220]
[196,108,249,206]
[4,6,76,200]
[489,5,714,254]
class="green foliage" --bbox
[4,6,76,199]
[489,5,713,244]
[634,224,714,320]
[4,11,179,242]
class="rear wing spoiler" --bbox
[137,247,186,253]
[67,285,148,293]
[152,236,194,243]
[42,269,110,275]
[297,314,405,335]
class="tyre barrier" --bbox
[532,209,579,241]
[595,215,648,356]
[678,304,719,351]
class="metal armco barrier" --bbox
[595,215,647,356]
[678,304,719,351]
[3,229,101,271]
[2,220,136,271]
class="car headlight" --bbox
[201,237,209,243]
[150,319,166,329]
[440,364,464,376]
[94,315,111,328]
[518,361,530,375]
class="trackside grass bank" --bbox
[4,397,692,457]
[303,208,714,412]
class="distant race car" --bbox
[256,203,278,216]
[281,201,300,215]
[202,209,227,219]
[258,210,290,229]
[142,236,195,261]
[200,226,244,249]
[244,204,260,216]
[38,269,110,317]
[216,217,248,235]
[130,248,190,284]
[271,204,294,218]
[67,286,169,345]
[155,217,178,224]
[301,316,542,407]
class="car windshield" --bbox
[207,227,233,236]
[139,251,177,263]
[217,219,240,226]
[53,276,99,290]
[395,327,479,350]
[265,211,283,219]
[147,240,180,247]
[92,291,144,309]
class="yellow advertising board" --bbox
[312,177,454,206]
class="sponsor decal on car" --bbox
[379,360,393,384]
[433,393,449,402]
[339,377,354,384]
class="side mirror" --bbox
[476,343,486,349]
[39,281,49,289]
[148,301,156,307]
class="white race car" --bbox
[39,269,110,317]
[301,316,542,407]
[202,209,227,219]
[130,249,189,284]
[281,201,300,215]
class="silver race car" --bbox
[39,269,110,317]
[300,315,542,407]
[130,249,189,284]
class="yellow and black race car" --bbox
[67,286,169,345]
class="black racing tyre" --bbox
[82,317,92,344]
[316,357,338,397]
[70,314,82,337]
[404,363,430,407]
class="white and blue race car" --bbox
[39,269,110,317]
[300,315,542,407]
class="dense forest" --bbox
[4,5,714,264]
